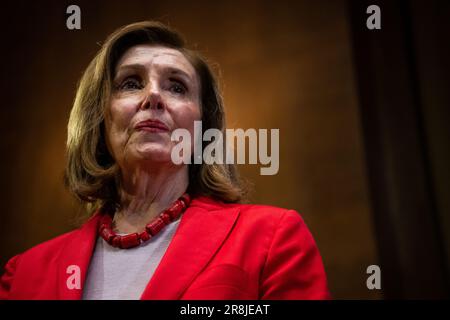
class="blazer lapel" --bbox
[140,198,240,299]
[57,213,100,300]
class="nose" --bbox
[140,85,165,111]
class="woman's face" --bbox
[105,44,201,169]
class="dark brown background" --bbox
[1,0,449,299]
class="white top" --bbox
[82,218,181,300]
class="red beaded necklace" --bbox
[98,193,191,249]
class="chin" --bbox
[134,145,172,163]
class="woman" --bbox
[0,21,330,300]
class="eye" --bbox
[169,79,187,95]
[116,76,143,91]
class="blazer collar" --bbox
[140,197,240,299]
[56,196,240,300]
[57,212,100,299]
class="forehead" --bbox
[115,44,197,78]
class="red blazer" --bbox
[0,196,330,300]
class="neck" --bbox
[113,163,189,234]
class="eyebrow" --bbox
[114,63,194,83]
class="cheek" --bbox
[172,102,201,130]
[109,100,136,127]
[176,105,201,155]
[106,101,136,145]
[177,113,200,154]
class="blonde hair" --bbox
[64,21,246,214]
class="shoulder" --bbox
[234,203,304,227]
[0,226,82,299]
[191,196,308,231]
[18,230,78,260]
[1,229,77,278]
[2,214,99,271]
[235,204,313,243]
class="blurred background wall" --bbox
[0,0,448,299]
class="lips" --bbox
[135,119,169,132]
